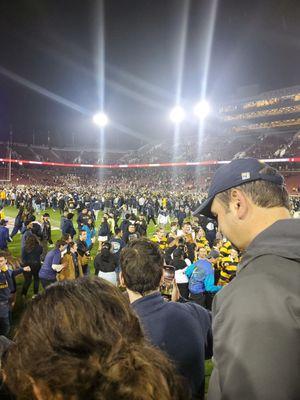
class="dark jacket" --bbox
[0,226,10,250]
[61,219,76,238]
[208,218,300,400]
[22,244,43,267]
[0,268,24,316]
[39,248,62,281]
[41,220,52,243]
[98,222,110,237]
[94,252,117,274]
[132,292,212,400]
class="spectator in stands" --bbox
[21,235,43,299]
[194,158,300,400]
[120,239,212,400]
[3,278,186,400]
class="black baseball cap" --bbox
[193,158,284,219]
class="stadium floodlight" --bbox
[193,100,210,119]
[93,112,109,127]
[169,106,186,124]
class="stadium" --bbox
[0,1,299,400]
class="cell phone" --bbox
[160,266,175,301]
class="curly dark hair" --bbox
[24,234,39,253]
[4,277,187,400]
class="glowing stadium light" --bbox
[93,112,109,127]
[193,100,210,119]
[169,106,186,124]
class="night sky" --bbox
[0,0,299,149]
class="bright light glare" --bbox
[93,112,108,127]
[169,106,185,124]
[193,100,210,119]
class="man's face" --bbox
[72,243,78,252]
[129,225,136,233]
[80,231,87,241]
[211,197,243,250]
[183,224,191,234]
[198,248,207,259]
[157,229,164,239]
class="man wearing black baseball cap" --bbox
[194,159,300,400]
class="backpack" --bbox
[188,265,206,295]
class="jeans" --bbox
[0,315,10,337]
[40,278,56,289]
[189,292,206,307]
[82,265,89,276]
[22,265,41,296]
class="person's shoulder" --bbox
[214,253,300,312]
[166,300,211,324]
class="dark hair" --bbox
[55,240,66,249]
[114,227,121,235]
[120,239,163,295]
[0,251,7,260]
[67,213,74,220]
[216,166,290,211]
[4,278,185,400]
[61,234,71,242]
[24,235,39,253]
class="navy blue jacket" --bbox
[61,219,76,238]
[132,292,212,400]
[0,268,24,317]
[0,226,10,250]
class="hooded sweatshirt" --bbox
[208,218,300,400]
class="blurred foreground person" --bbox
[3,277,187,400]
[194,158,300,400]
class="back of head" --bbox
[120,239,163,295]
[24,235,39,253]
[4,277,185,400]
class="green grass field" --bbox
[3,205,213,393]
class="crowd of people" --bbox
[0,158,299,399]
